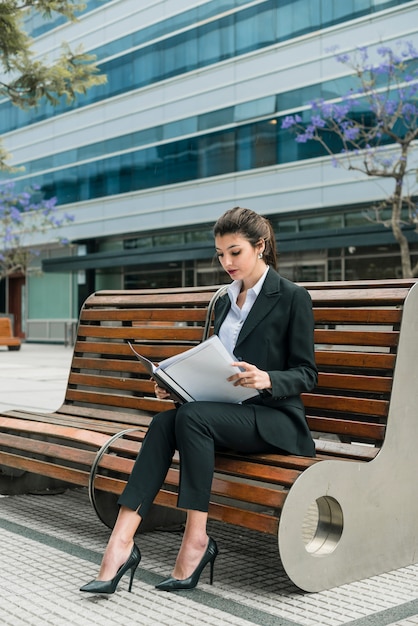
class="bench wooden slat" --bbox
[314,329,399,347]
[0,451,89,487]
[316,372,392,393]
[68,372,151,393]
[81,308,207,322]
[307,416,385,440]
[313,308,402,324]
[303,286,412,304]
[303,393,389,417]
[314,439,379,460]
[315,350,396,370]
[0,432,97,466]
[77,324,204,341]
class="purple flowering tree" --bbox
[281,41,418,278]
[0,181,74,281]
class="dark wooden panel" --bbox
[314,329,399,347]
[306,416,386,440]
[303,393,389,417]
[315,351,396,370]
[77,324,204,341]
[81,308,207,322]
[316,372,392,393]
[313,308,402,324]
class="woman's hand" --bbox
[228,361,272,391]
[153,380,173,400]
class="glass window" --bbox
[153,233,184,246]
[277,125,300,164]
[198,14,234,66]
[169,30,198,78]
[236,126,252,171]
[299,213,343,231]
[276,219,298,233]
[133,127,163,147]
[105,54,133,97]
[198,130,236,178]
[252,120,277,168]
[134,46,161,87]
[345,210,370,227]
[199,107,234,131]
[345,251,403,281]
[119,152,134,194]
[236,1,276,54]
[59,167,79,204]
[160,138,198,185]
[124,237,153,250]
[185,229,214,243]
[235,95,276,122]
[125,265,184,289]
[276,0,321,41]
[164,117,198,140]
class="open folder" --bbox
[129,334,257,404]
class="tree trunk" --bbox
[391,175,412,278]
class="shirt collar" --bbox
[227,265,269,302]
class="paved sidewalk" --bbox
[0,343,418,626]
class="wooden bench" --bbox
[0,317,21,350]
[0,279,417,592]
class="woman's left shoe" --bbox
[80,543,141,594]
[155,537,218,591]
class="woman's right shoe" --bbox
[155,537,218,591]
[80,543,141,594]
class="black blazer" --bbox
[214,267,317,456]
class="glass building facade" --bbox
[2,0,417,341]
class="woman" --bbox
[80,206,317,594]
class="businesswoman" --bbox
[80,206,317,594]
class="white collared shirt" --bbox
[218,266,269,357]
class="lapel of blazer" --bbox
[235,267,282,349]
[213,293,231,335]
[214,268,282,345]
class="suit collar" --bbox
[214,268,282,342]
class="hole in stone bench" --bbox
[302,496,343,556]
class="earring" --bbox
[258,252,263,259]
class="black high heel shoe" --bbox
[155,537,218,591]
[80,543,141,594]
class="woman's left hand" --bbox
[228,361,272,391]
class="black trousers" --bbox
[118,401,282,519]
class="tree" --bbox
[281,41,418,278]
[0,181,74,280]
[0,0,106,171]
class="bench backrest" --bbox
[61,286,222,431]
[62,279,417,457]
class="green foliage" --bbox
[0,0,106,170]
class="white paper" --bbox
[129,335,257,403]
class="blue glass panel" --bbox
[236,0,276,54]
[199,15,235,67]
[198,129,236,178]
[199,107,234,131]
[163,118,198,140]
[236,125,253,171]
[235,96,276,122]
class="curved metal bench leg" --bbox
[279,282,418,591]
[89,428,144,528]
